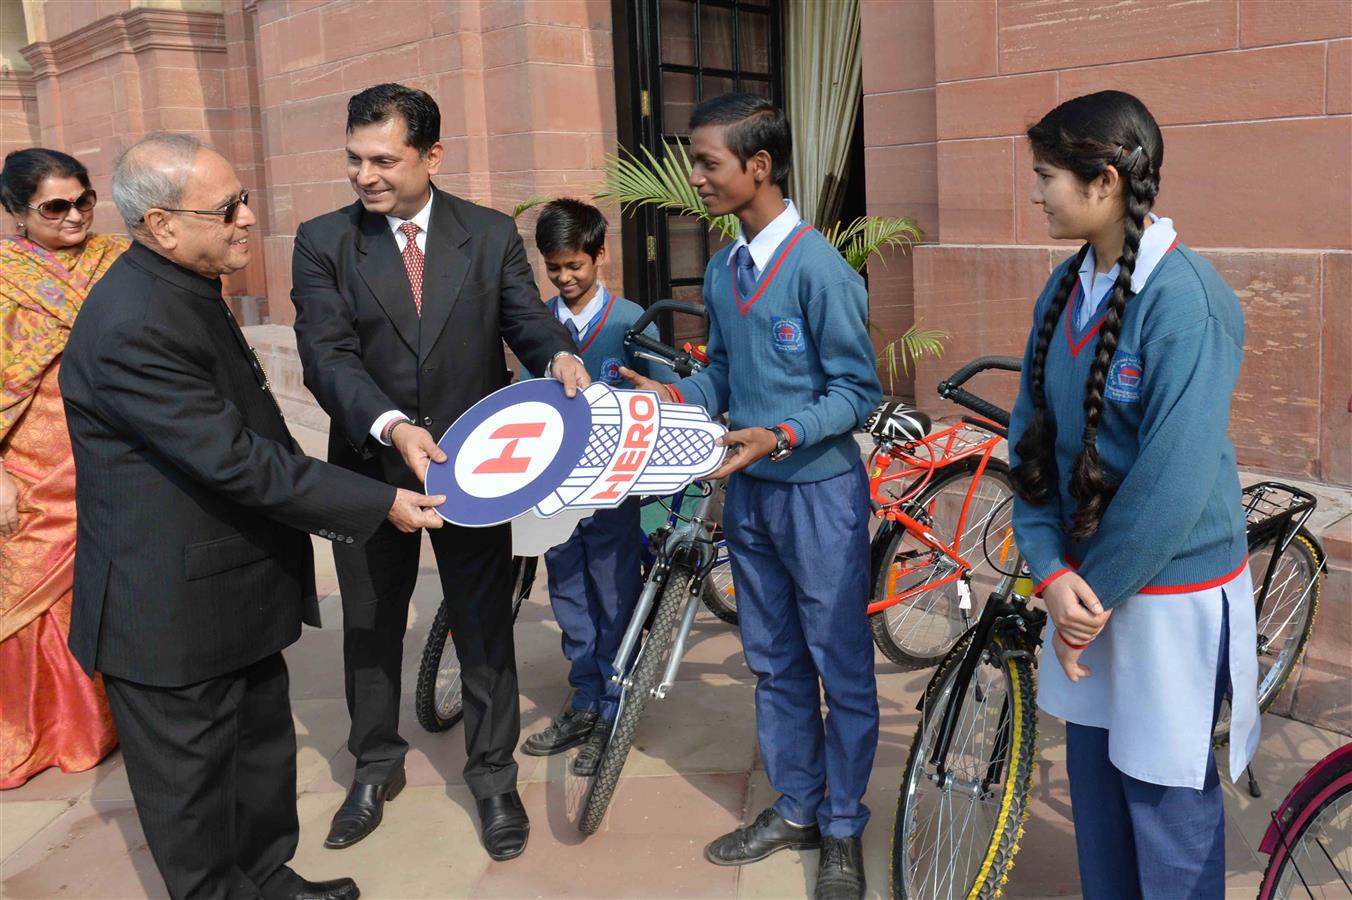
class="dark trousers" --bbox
[103,653,302,900]
[724,463,880,838]
[543,496,644,722]
[334,519,518,798]
[1066,594,1232,899]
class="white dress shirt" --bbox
[728,199,803,280]
[371,191,435,444]
[554,283,609,342]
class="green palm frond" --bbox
[828,215,923,272]
[876,324,947,394]
[597,143,738,239]
[512,195,553,219]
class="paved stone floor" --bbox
[2,422,1347,899]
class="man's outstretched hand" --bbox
[391,422,448,481]
[387,488,445,533]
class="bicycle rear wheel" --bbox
[870,459,1014,668]
[701,558,738,626]
[1258,782,1352,900]
[892,634,1037,900]
[1214,530,1320,745]
[414,556,536,733]
[577,563,691,834]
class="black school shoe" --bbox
[814,836,865,900]
[703,807,822,866]
[571,723,609,776]
[521,708,598,756]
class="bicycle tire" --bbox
[1215,530,1321,746]
[578,563,691,834]
[870,458,1015,669]
[414,556,536,733]
[891,633,1037,900]
[700,560,738,626]
[1257,781,1352,900]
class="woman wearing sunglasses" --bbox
[0,148,126,788]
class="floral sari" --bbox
[1,232,128,788]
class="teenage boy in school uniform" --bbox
[520,199,675,776]
[623,94,882,900]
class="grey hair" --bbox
[111,133,203,230]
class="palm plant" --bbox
[596,142,943,394]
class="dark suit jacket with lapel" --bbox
[290,187,575,488]
[59,242,395,688]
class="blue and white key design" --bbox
[426,380,726,527]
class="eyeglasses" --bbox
[148,189,250,225]
[26,188,97,220]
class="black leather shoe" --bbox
[704,807,822,866]
[286,877,360,900]
[814,836,865,900]
[570,722,608,776]
[323,769,406,849]
[522,708,598,756]
[478,790,529,861]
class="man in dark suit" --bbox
[290,83,587,861]
[60,133,446,900]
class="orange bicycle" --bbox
[863,356,1022,668]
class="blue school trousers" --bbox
[1066,594,1231,899]
[543,497,643,722]
[723,463,879,838]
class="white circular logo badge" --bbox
[453,401,566,499]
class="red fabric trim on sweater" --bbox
[1064,554,1248,595]
[575,291,617,354]
[668,384,685,404]
[732,225,813,316]
[1064,239,1179,359]
[777,423,798,447]
[1034,567,1071,596]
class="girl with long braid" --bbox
[1008,91,1258,898]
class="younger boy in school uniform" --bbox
[520,199,673,775]
[623,95,882,900]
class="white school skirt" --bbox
[1038,564,1260,790]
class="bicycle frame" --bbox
[866,417,1009,617]
[609,479,725,701]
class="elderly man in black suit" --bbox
[290,83,586,860]
[60,133,446,900]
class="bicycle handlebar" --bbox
[623,299,709,379]
[630,299,706,336]
[936,355,1021,429]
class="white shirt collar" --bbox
[385,189,434,240]
[729,199,802,277]
[554,283,609,340]
[1079,214,1177,296]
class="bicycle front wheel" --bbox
[1215,529,1321,745]
[1258,782,1352,899]
[578,563,691,834]
[414,556,535,733]
[892,634,1037,900]
[870,459,1015,668]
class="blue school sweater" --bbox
[523,291,676,385]
[671,225,882,483]
[1008,246,1249,611]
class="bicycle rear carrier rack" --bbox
[1242,481,1318,546]
[871,418,1004,506]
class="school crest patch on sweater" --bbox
[771,317,805,353]
[1106,351,1143,403]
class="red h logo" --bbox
[473,422,547,475]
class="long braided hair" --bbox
[1010,91,1163,539]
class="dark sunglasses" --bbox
[27,188,97,220]
[149,189,250,226]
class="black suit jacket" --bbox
[291,187,574,488]
[59,243,394,687]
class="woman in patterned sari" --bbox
[1,148,127,788]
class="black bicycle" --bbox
[885,391,1329,898]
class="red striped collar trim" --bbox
[1065,239,1179,359]
[731,224,813,316]
[552,291,617,355]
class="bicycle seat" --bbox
[865,401,932,443]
